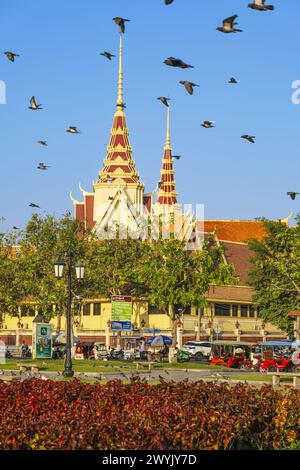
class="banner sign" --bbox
[111,296,132,331]
[32,323,52,359]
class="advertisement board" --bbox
[32,323,52,359]
[111,295,132,331]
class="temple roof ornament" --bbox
[96,32,143,188]
[157,105,179,206]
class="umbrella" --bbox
[52,332,80,345]
[146,335,173,347]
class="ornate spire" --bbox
[117,33,124,108]
[96,31,143,187]
[157,105,178,206]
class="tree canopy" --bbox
[248,217,300,336]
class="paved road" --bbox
[1,367,264,385]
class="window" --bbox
[83,304,91,316]
[20,306,35,317]
[148,305,166,315]
[249,306,255,318]
[214,303,231,317]
[174,304,191,315]
[93,303,101,316]
[241,305,248,318]
[232,305,238,317]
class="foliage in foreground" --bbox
[0,378,299,450]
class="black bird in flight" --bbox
[12,226,20,230]
[248,1,274,11]
[217,15,243,33]
[228,77,239,84]
[241,134,255,143]
[287,192,299,201]
[28,96,42,110]
[165,0,174,4]
[179,81,199,95]
[29,203,40,208]
[66,126,81,134]
[201,120,215,128]
[37,140,47,146]
[37,162,50,170]
[173,155,181,160]
[100,51,116,61]
[4,51,19,62]
[113,17,130,34]
[157,97,170,107]
[164,57,194,69]
[108,196,114,201]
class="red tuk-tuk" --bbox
[257,341,295,372]
[210,341,254,369]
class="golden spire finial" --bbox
[117,32,124,108]
[166,105,171,148]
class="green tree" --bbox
[142,236,238,339]
[248,217,300,335]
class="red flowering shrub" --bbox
[0,378,299,450]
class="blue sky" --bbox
[1,0,300,231]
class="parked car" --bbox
[181,341,212,360]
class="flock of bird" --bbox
[1,0,298,230]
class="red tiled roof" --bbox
[222,241,254,285]
[202,220,266,243]
[206,285,254,302]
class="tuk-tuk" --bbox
[93,342,109,360]
[257,340,295,372]
[74,341,95,360]
[210,341,254,369]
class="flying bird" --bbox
[173,155,181,160]
[100,51,116,61]
[29,203,40,208]
[287,192,299,201]
[4,51,19,62]
[179,81,199,95]
[164,57,194,69]
[201,120,215,128]
[28,96,42,110]
[108,196,114,201]
[37,140,47,146]
[66,126,81,134]
[37,162,50,170]
[217,15,243,33]
[12,226,20,230]
[157,97,170,107]
[113,17,130,33]
[165,0,174,4]
[248,1,274,11]
[241,134,255,143]
[228,77,239,84]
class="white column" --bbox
[176,326,183,349]
[105,325,110,350]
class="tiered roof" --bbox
[157,107,178,206]
[97,33,142,186]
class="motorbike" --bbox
[176,349,192,362]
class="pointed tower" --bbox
[153,106,180,216]
[72,30,145,232]
[92,31,145,227]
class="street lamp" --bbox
[54,252,84,377]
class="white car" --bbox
[181,341,212,360]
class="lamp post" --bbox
[54,252,84,377]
